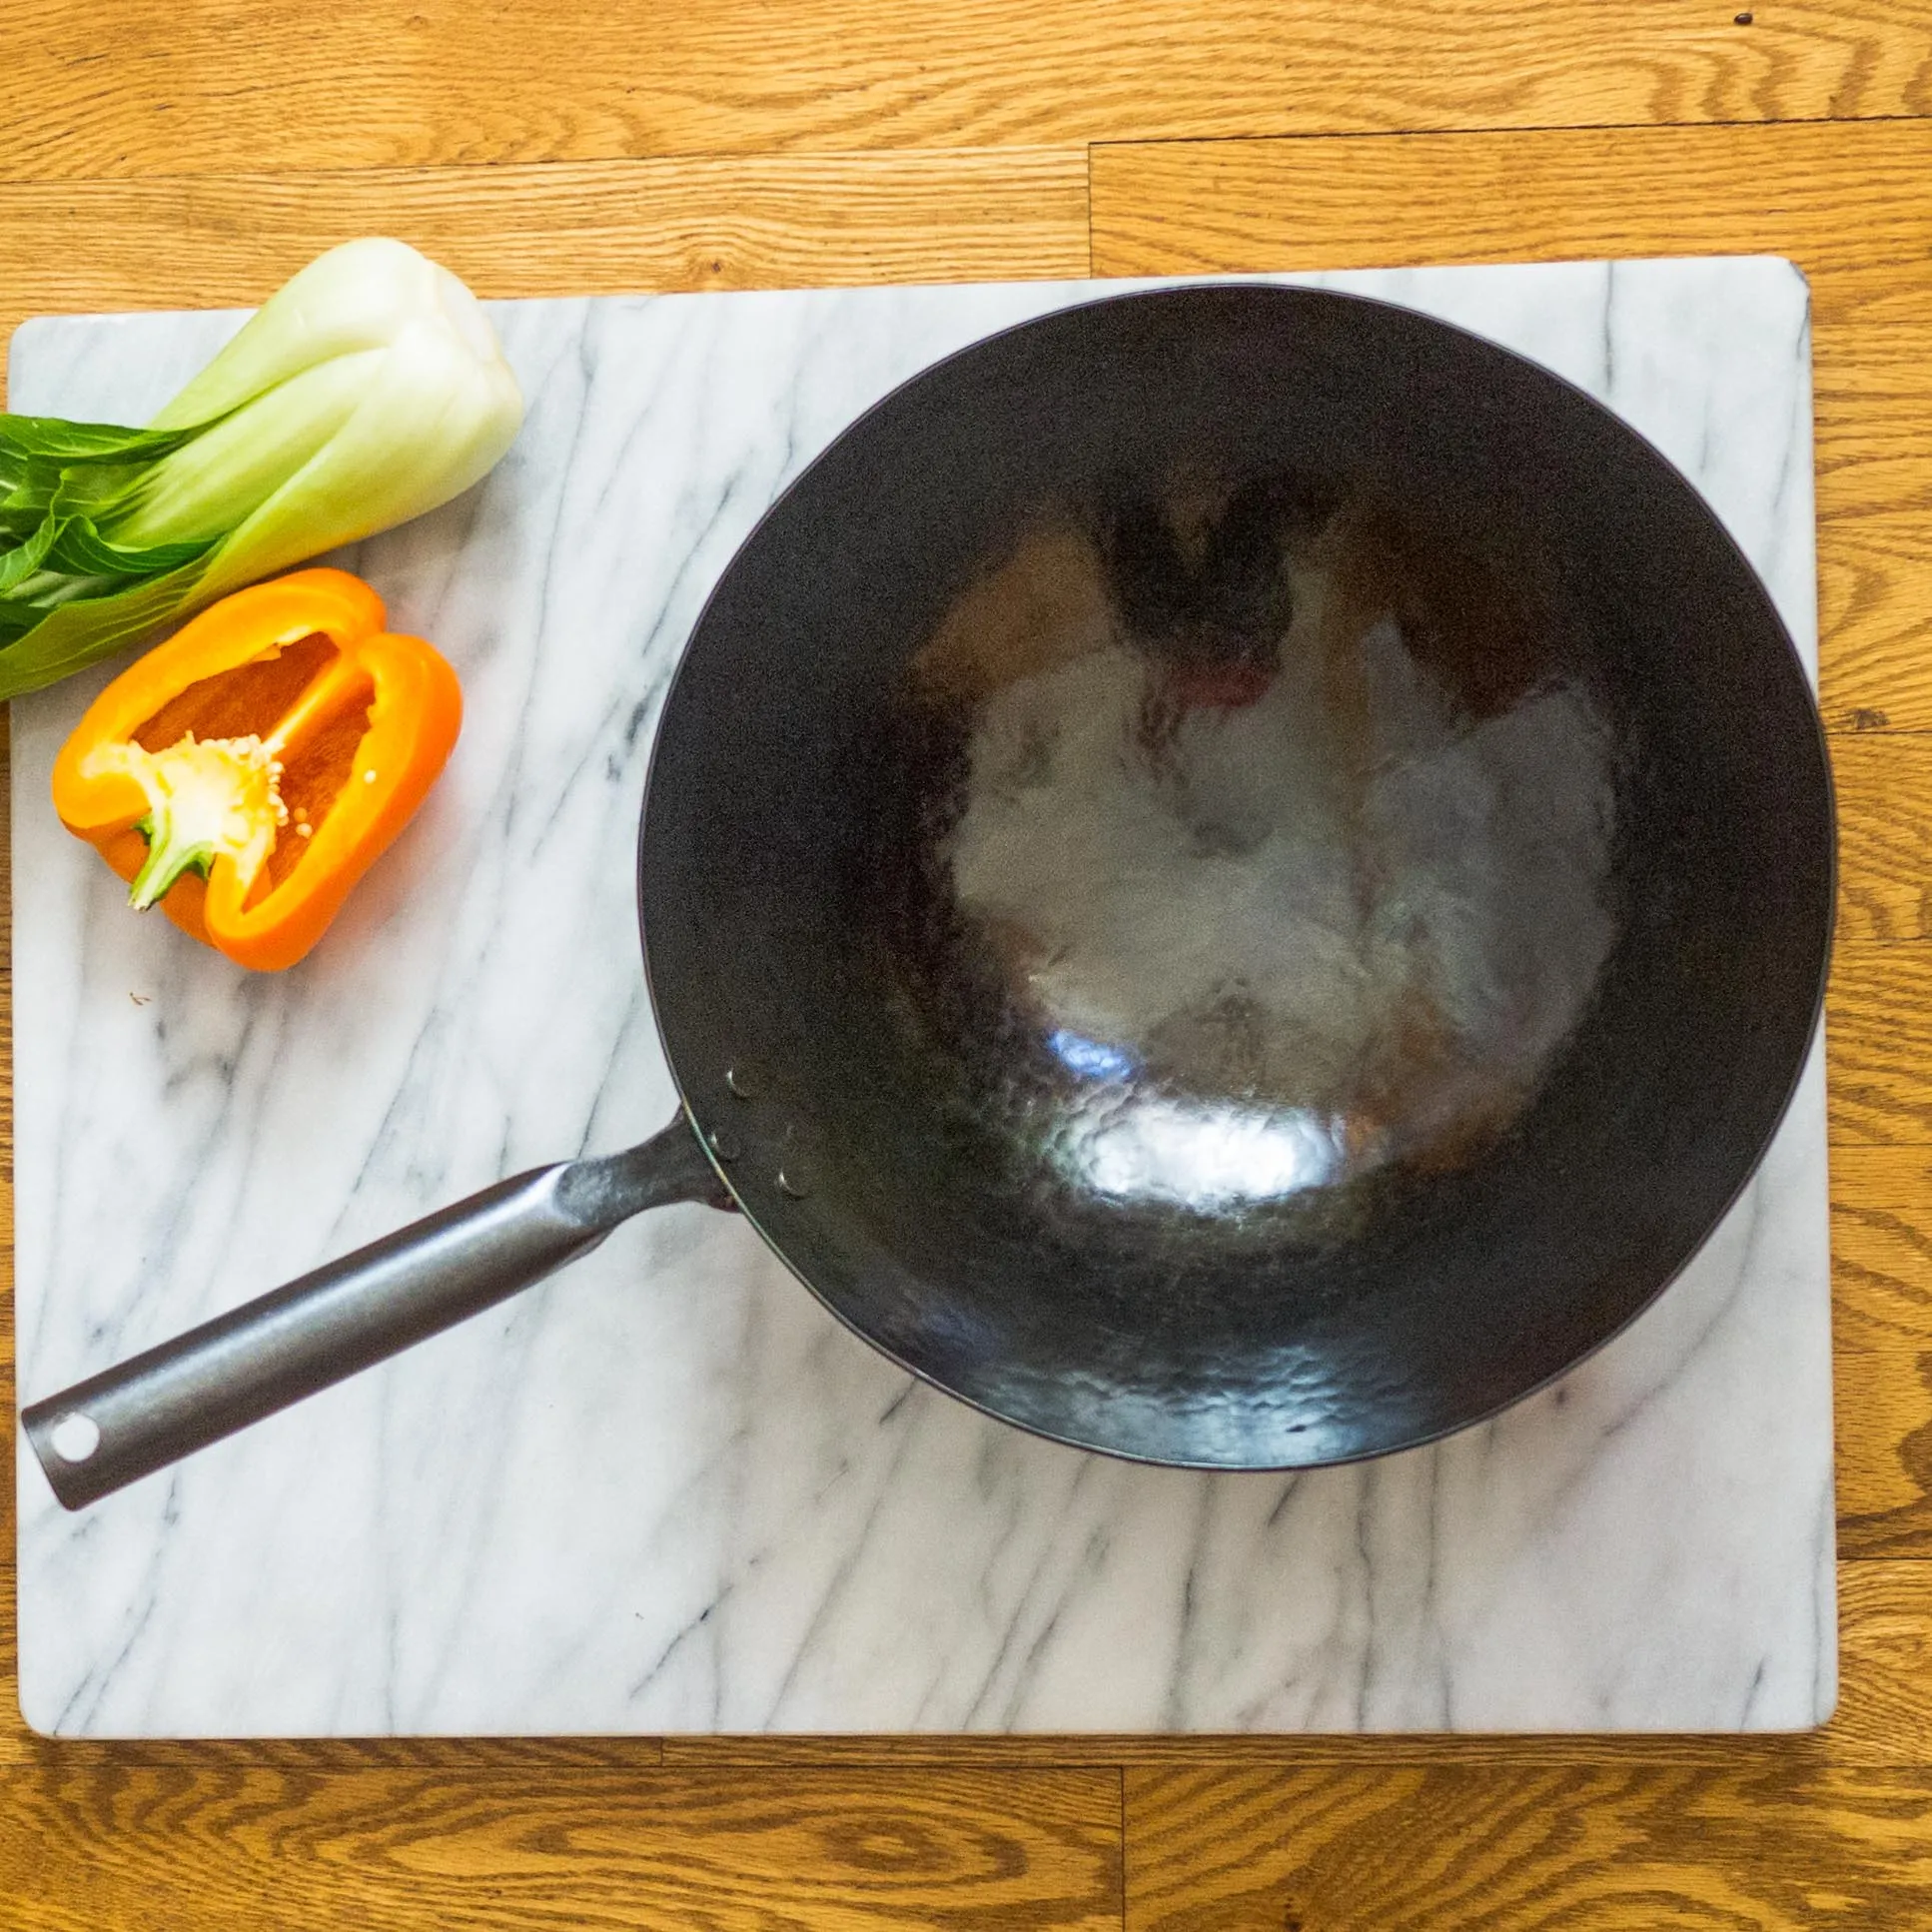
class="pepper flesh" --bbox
[52,567,462,971]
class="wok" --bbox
[24,284,1835,1509]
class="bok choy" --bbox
[0,239,524,699]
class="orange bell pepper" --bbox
[52,567,462,972]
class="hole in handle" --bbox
[49,1413,102,1463]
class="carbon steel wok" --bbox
[24,285,1835,1509]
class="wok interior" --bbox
[878,476,1617,1233]
[641,288,1832,1466]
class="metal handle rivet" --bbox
[725,1065,761,1101]
[709,1128,742,1163]
[777,1167,811,1199]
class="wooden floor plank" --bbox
[1828,737,1932,944]
[1838,1346,1932,1559]
[0,1761,1122,1932]
[0,151,1091,388]
[1834,1144,1932,1555]
[1121,1756,1932,1930]
[1835,1557,1932,1756]
[1822,515,1932,733]
[1830,946,1932,1147]
[1837,1149,1932,1209]
[1090,120,1932,277]
[4,0,1931,183]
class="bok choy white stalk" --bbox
[0,238,523,699]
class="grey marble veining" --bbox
[11,259,1833,1735]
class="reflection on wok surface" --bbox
[881,473,1617,1236]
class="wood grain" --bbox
[1836,739,1932,944]
[0,152,1090,380]
[1835,1190,1932,1558]
[1829,945,1932,1146]
[1833,1149,1932,1359]
[1121,1756,1932,1930]
[1838,1558,1932,1755]
[1090,120,1932,277]
[1837,1140,1932,1551]
[0,1761,1122,1931]
[1822,517,1932,733]
[5,0,1932,184]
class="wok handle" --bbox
[21,1112,730,1511]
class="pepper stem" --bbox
[126,810,214,912]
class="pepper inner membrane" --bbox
[131,630,376,901]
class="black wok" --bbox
[24,284,1834,1509]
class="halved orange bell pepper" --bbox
[52,566,462,971]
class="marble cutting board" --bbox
[11,259,1835,1736]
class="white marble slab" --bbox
[11,260,1834,1736]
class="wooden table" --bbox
[4,4,1932,1924]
